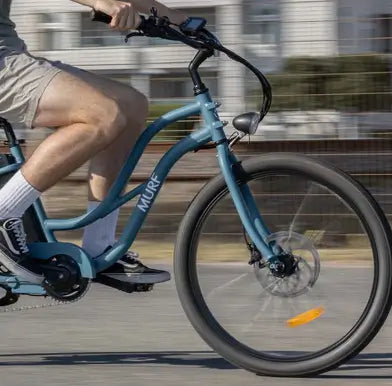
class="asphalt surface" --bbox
[0,263,392,386]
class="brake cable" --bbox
[125,15,272,123]
[202,39,272,122]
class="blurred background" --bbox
[6,0,392,257]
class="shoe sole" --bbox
[99,271,171,284]
[0,248,44,285]
[93,275,154,293]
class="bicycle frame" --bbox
[1,90,276,282]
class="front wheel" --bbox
[174,153,392,377]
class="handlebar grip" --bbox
[91,10,112,24]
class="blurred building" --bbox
[9,0,392,139]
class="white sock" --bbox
[0,170,41,220]
[82,201,119,258]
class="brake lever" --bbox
[131,14,165,40]
[157,16,170,27]
[150,6,158,18]
[124,31,144,43]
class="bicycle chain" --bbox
[0,280,91,313]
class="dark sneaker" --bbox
[98,250,171,284]
[0,217,43,284]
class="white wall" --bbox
[11,0,234,13]
[280,0,338,57]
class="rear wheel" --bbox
[174,153,392,376]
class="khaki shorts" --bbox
[0,50,86,129]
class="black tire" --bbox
[174,153,392,377]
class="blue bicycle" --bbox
[0,10,391,377]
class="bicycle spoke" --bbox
[206,272,249,300]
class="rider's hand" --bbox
[93,0,141,30]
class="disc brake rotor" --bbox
[254,231,320,297]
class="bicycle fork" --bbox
[197,95,276,261]
[216,143,278,261]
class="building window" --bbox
[150,72,217,100]
[243,1,279,45]
[338,6,353,18]
[374,14,392,53]
[37,13,63,50]
[338,22,355,52]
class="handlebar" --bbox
[91,10,272,124]
[91,10,112,24]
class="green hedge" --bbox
[263,55,392,112]
[147,104,197,141]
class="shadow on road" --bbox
[0,351,236,370]
[317,353,392,379]
[1,350,392,378]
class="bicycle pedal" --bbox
[94,274,154,293]
[0,290,19,306]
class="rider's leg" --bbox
[86,90,148,201]
[0,70,130,219]
[0,62,169,283]
[84,81,148,201]
[32,70,147,255]
[53,70,149,257]
[25,71,131,190]
[56,70,170,283]
[83,201,120,257]
[0,68,135,279]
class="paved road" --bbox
[0,263,392,386]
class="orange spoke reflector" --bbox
[286,307,325,328]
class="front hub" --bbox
[252,231,321,298]
[268,253,297,278]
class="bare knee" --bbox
[91,98,128,145]
[122,90,149,135]
[136,92,149,123]
[87,89,148,147]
